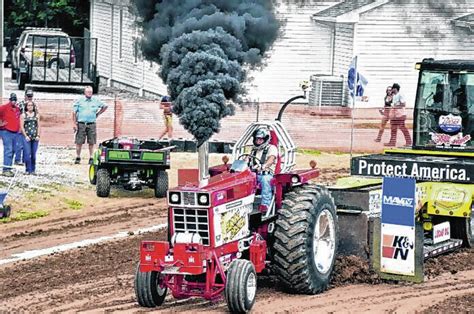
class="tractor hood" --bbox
[168,169,256,208]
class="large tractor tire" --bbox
[96,168,111,197]
[272,184,338,294]
[450,208,474,248]
[225,259,257,313]
[134,264,167,307]
[88,164,97,185]
[154,171,168,198]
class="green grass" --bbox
[297,148,322,156]
[1,209,49,223]
[63,198,84,210]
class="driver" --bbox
[250,127,278,212]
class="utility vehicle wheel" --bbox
[451,208,474,248]
[134,264,167,307]
[96,168,111,197]
[225,259,257,313]
[272,185,338,294]
[154,171,168,198]
[88,165,97,185]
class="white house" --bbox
[90,0,474,107]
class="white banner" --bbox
[381,223,415,276]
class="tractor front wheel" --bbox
[134,264,167,307]
[96,168,111,197]
[272,185,338,294]
[154,171,168,198]
[225,259,257,313]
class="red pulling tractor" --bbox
[134,91,339,312]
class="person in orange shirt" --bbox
[158,96,173,140]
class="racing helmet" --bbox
[253,127,271,149]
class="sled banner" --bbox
[380,177,416,276]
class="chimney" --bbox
[197,141,209,187]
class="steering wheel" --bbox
[237,153,262,170]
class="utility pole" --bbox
[0,0,4,101]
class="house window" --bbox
[119,9,124,59]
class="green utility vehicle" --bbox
[89,137,171,198]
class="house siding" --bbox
[343,0,474,107]
[91,0,340,101]
[246,1,339,102]
[91,0,167,97]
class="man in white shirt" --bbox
[249,127,278,212]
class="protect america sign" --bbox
[352,156,473,183]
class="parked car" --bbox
[11,27,76,81]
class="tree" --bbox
[5,0,90,44]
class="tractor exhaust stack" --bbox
[198,141,209,187]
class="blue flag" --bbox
[348,57,368,98]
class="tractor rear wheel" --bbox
[450,208,474,248]
[272,185,338,294]
[225,259,257,313]
[154,171,168,198]
[96,168,111,197]
[134,264,167,307]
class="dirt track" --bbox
[0,157,473,313]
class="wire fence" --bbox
[29,98,414,154]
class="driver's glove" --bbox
[252,164,262,171]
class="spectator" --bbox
[72,86,108,164]
[0,93,21,176]
[158,96,173,140]
[14,89,35,166]
[375,86,393,142]
[20,101,41,175]
[385,83,412,147]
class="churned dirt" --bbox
[1,152,473,313]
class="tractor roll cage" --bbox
[232,120,296,174]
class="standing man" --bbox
[72,86,108,164]
[0,93,21,176]
[385,83,412,147]
[158,96,173,140]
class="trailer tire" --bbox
[48,58,65,69]
[154,171,168,198]
[451,210,474,248]
[134,264,167,307]
[272,185,338,294]
[96,168,111,197]
[18,73,27,90]
[225,259,257,313]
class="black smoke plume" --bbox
[133,0,279,144]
